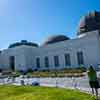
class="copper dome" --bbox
[43,35,70,45]
[9,40,38,48]
[77,11,100,35]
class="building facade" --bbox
[0,11,100,71]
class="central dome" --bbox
[43,35,70,45]
[77,11,100,35]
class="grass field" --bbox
[0,85,98,100]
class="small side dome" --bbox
[43,35,70,45]
[77,11,100,35]
[9,40,38,48]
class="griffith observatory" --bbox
[0,11,100,71]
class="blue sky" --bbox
[0,0,100,49]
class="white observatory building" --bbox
[0,11,100,71]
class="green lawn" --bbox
[0,85,98,100]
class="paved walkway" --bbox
[1,71,100,95]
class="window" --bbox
[36,57,40,68]
[9,56,15,71]
[64,53,71,66]
[54,56,59,67]
[77,51,84,65]
[44,56,49,68]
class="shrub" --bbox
[12,71,21,77]
[19,70,27,75]
[76,67,87,72]
[27,68,33,73]
[0,69,2,73]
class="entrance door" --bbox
[9,56,15,71]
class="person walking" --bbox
[87,66,99,100]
